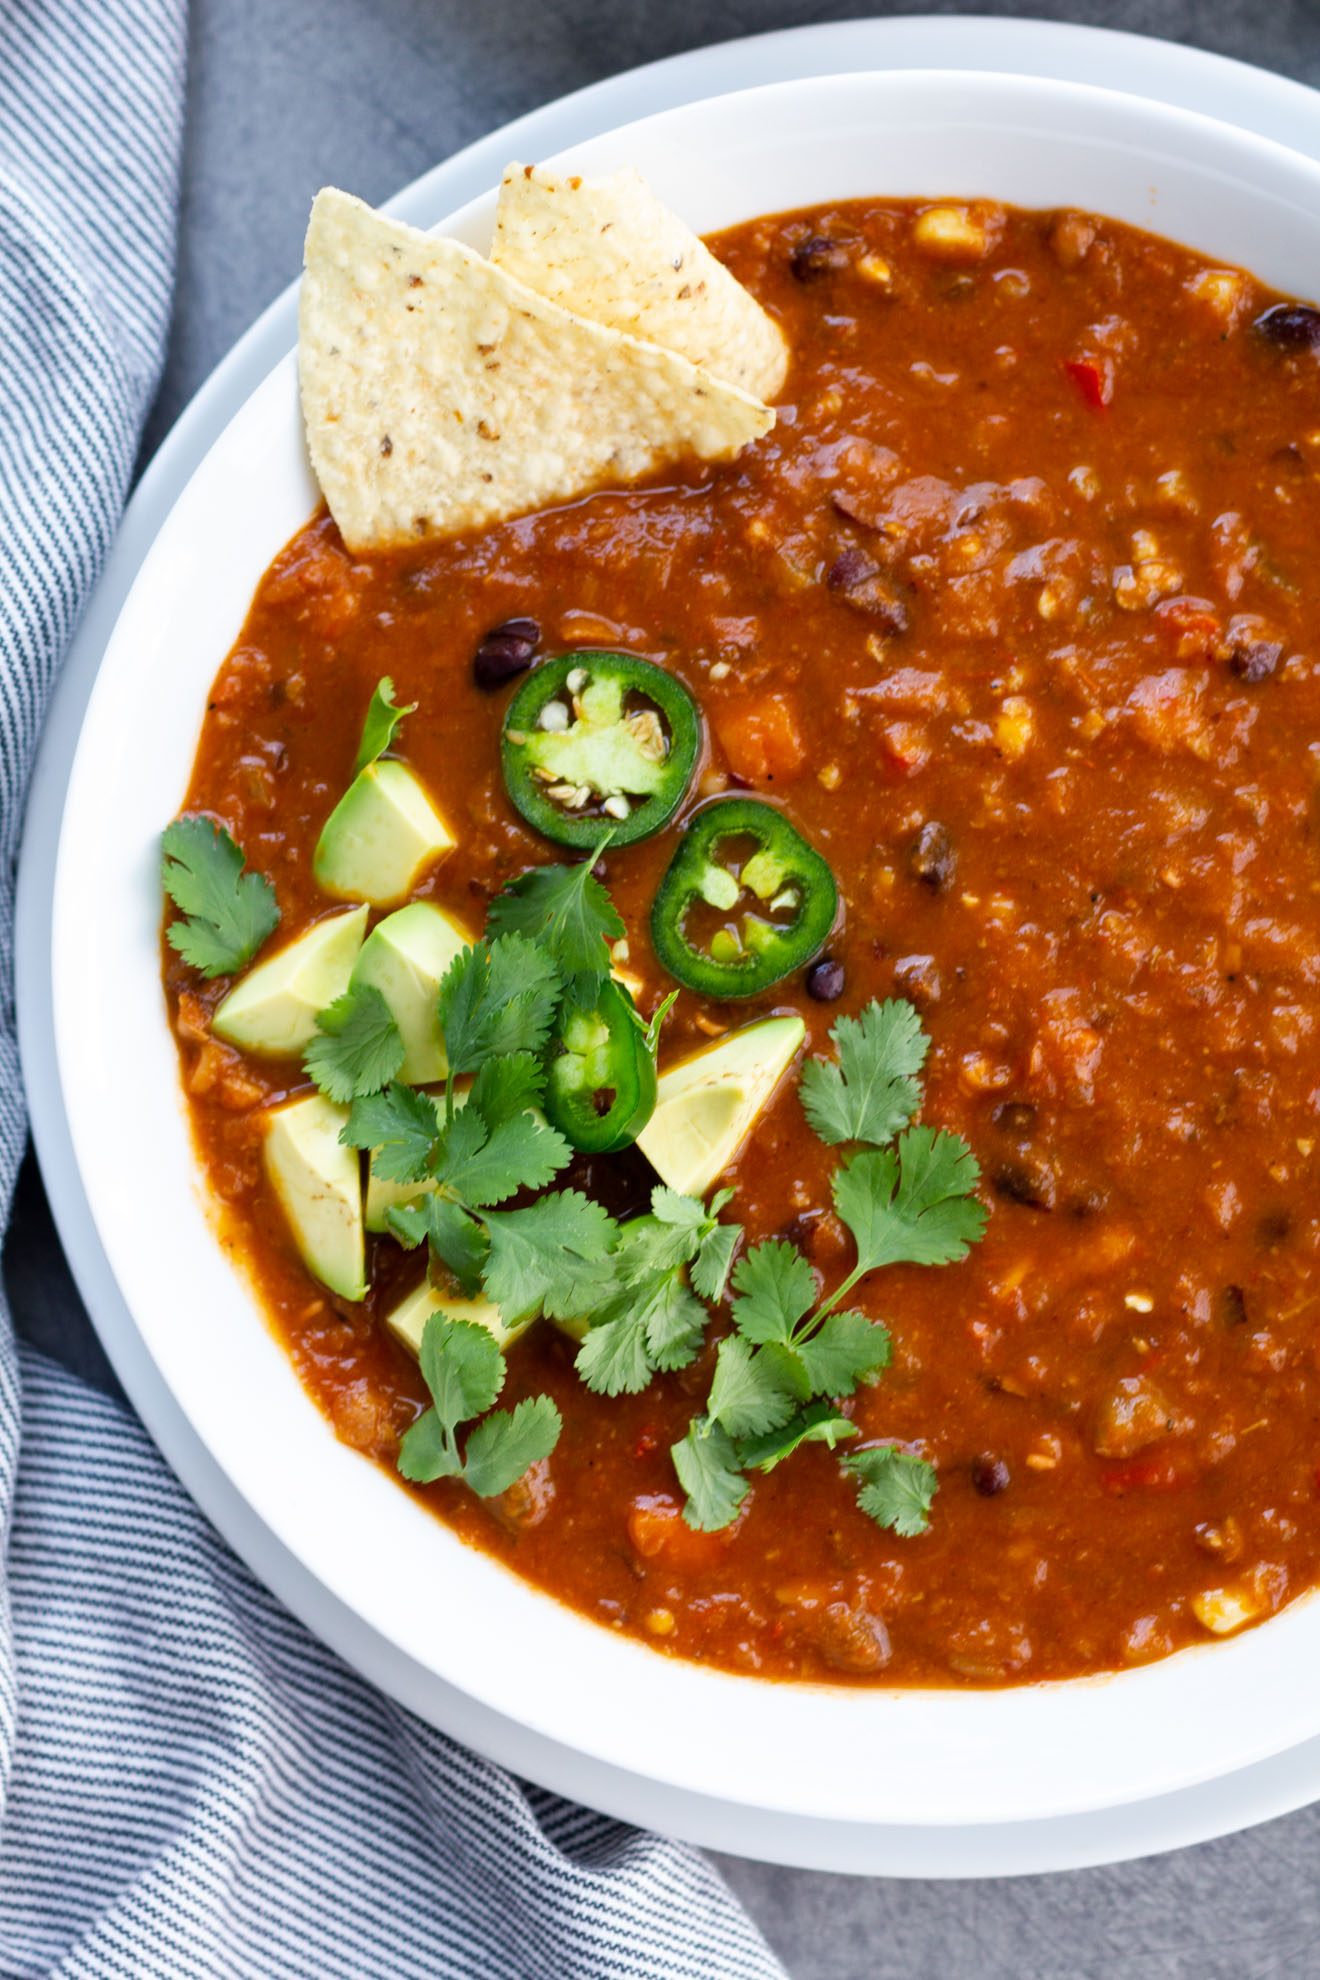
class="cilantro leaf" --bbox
[845,1444,937,1537]
[706,1335,799,1440]
[397,1409,461,1484]
[467,1051,545,1128]
[437,935,561,1081]
[161,816,280,977]
[641,989,678,1057]
[793,1309,891,1396]
[398,1313,503,1482]
[648,1187,709,1233]
[833,1127,986,1275]
[304,983,404,1103]
[434,1108,571,1208]
[691,1218,741,1304]
[353,676,416,776]
[461,1395,562,1497]
[481,1190,617,1321]
[398,1312,560,1495]
[648,1186,741,1304]
[421,1311,504,1422]
[739,1401,859,1472]
[401,1196,488,1296]
[344,1082,439,1183]
[728,1240,818,1344]
[800,998,928,1148]
[672,1416,748,1532]
[575,1268,707,1395]
[485,855,623,981]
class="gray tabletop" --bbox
[12,2,1320,1973]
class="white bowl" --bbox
[49,68,1320,1832]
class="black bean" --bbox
[473,617,540,690]
[992,1100,1037,1135]
[1226,613,1284,682]
[790,236,851,281]
[825,549,910,633]
[892,953,942,1006]
[1219,1284,1249,1328]
[971,1455,1010,1497]
[908,820,956,891]
[1258,1205,1292,1248]
[1254,302,1320,350]
[991,1159,1056,1212]
[806,957,845,1001]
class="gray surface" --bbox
[13,1,1320,1972]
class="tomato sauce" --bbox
[166,198,1320,1684]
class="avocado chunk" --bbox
[349,901,470,1084]
[264,1092,366,1300]
[384,1275,539,1358]
[313,759,454,906]
[212,906,368,1056]
[635,1014,805,1197]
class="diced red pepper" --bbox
[715,694,807,785]
[1098,1449,1192,1495]
[1064,355,1113,409]
[1154,595,1223,663]
[627,1494,740,1569]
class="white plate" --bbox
[20,19,1320,1876]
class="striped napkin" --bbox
[0,4,786,1972]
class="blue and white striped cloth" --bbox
[0,5,787,1973]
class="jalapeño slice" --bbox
[651,798,838,999]
[501,651,701,849]
[543,977,658,1153]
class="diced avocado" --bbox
[384,1275,539,1358]
[636,1014,806,1197]
[212,906,368,1056]
[264,1092,365,1301]
[313,759,454,906]
[349,901,470,1084]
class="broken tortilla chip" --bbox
[299,188,774,554]
[491,163,789,403]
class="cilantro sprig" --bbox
[304,983,404,1103]
[161,816,280,977]
[799,997,927,1147]
[353,676,416,776]
[572,1188,740,1397]
[671,998,986,1535]
[844,1444,938,1537]
[398,1312,561,1497]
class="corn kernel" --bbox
[995,696,1035,759]
[912,205,987,260]
[1191,1584,1265,1636]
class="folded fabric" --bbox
[0,4,785,1974]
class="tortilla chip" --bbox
[491,163,789,403]
[299,188,774,554]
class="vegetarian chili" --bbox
[165,195,1320,1685]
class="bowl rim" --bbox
[45,61,1320,1832]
